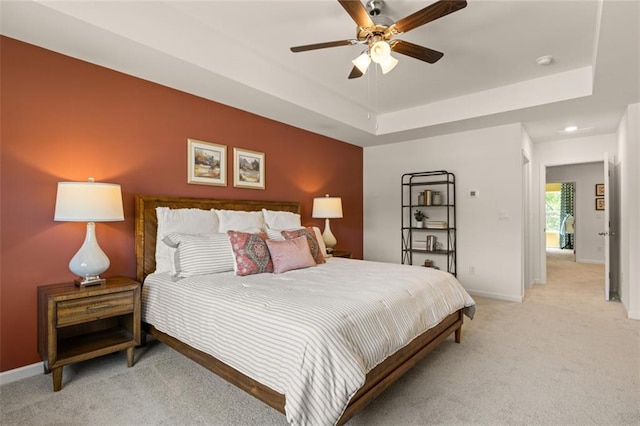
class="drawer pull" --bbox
[86,304,112,311]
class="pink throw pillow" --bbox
[281,227,326,264]
[227,231,273,276]
[266,236,316,274]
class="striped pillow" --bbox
[163,233,235,278]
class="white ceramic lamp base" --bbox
[70,222,110,287]
[322,218,337,253]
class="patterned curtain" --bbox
[559,182,575,249]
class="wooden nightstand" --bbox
[330,250,352,259]
[37,276,141,391]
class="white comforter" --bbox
[142,258,475,426]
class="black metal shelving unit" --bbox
[401,171,456,275]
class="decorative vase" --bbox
[432,191,442,205]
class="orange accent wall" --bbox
[0,36,363,372]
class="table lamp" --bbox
[54,178,124,287]
[312,194,343,253]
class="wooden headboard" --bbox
[135,195,301,282]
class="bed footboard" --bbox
[143,308,463,424]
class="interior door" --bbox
[603,153,616,300]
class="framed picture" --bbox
[595,183,605,196]
[234,148,265,189]
[595,197,605,211]
[187,139,227,186]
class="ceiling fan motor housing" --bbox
[366,0,385,16]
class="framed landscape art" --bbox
[233,148,265,189]
[187,139,227,186]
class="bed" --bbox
[135,194,475,425]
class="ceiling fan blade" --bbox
[338,0,375,28]
[391,40,444,64]
[393,0,467,34]
[348,66,364,79]
[290,39,356,52]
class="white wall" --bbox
[522,130,535,289]
[531,134,618,284]
[616,103,640,320]
[364,123,524,302]
[546,162,606,263]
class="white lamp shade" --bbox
[54,181,124,222]
[312,195,343,219]
[380,55,399,74]
[352,52,371,74]
[370,40,391,64]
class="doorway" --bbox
[542,161,612,300]
[545,182,575,256]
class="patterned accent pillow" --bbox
[281,227,327,265]
[227,231,274,276]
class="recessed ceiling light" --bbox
[536,55,554,66]
[557,126,594,135]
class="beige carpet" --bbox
[2,254,639,425]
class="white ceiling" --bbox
[1,0,639,147]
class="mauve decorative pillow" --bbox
[227,231,273,276]
[281,227,326,265]
[266,236,316,274]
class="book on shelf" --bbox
[426,220,448,228]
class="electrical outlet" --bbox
[468,189,479,198]
[469,265,475,274]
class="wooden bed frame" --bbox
[135,194,464,425]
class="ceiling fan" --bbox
[290,0,467,79]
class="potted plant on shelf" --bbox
[414,209,427,228]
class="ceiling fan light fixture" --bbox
[370,40,391,64]
[352,52,372,74]
[379,55,398,74]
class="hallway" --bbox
[529,248,613,314]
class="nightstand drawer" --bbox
[57,291,134,327]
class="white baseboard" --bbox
[627,310,640,320]
[0,361,43,386]
[466,289,524,303]
[576,258,605,265]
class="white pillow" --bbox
[312,226,329,258]
[163,233,234,278]
[262,209,301,230]
[155,207,219,273]
[214,209,265,232]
